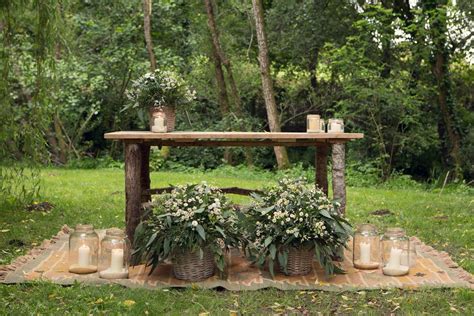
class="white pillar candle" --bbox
[387,247,402,268]
[328,119,344,133]
[154,117,164,129]
[360,242,371,264]
[110,249,124,273]
[78,244,90,266]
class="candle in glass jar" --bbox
[360,242,371,264]
[307,115,325,133]
[110,249,124,273]
[387,247,402,268]
[328,119,344,133]
[152,116,166,133]
[78,244,90,266]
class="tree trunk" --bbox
[309,48,319,92]
[424,0,463,179]
[205,0,253,166]
[143,0,156,71]
[315,144,328,196]
[251,0,289,169]
[125,143,143,241]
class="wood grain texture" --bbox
[146,187,263,196]
[332,143,346,214]
[315,144,329,196]
[125,143,142,241]
[104,131,364,141]
[140,145,151,204]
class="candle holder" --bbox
[306,115,325,133]
[98,228,130,279]
[381,227,410,276]
[352,224,380,269]
[327,119,344,133]
[69,224,99,274]
[150,107,167,133]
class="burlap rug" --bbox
[1,226,472,291]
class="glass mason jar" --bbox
[69,224,99,274]
[381,227,410,276]
[151,109,168,133]
[327,119,344,133]
[98,228,130,279]
[353,224,380,269]
[306,114,325,133]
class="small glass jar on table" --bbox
[306,114,325,133]
[151,108,168,133]
[353,224,381,269]
[381,227,410,276]
[99,228,130,279]
[69,224,99,274]
[327,119,344,133]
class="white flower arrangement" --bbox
[125,68,195,111]
[243,178,352,276]
[132,182,239,273]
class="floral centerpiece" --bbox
[125,68,195,131]
[132,182,239,281]
[244,178,352,276]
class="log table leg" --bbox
[331,142,346,214]
[140,144,151,204]
[125,143,142,241]
[315,144,329,196]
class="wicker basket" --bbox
[281,245,315,276]
[149,105,176,132]
[173,247,215,281]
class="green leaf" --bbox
[215,226,226,238]
[264,236,273,247]
[319,209,332,218]
[258,205,274,215]
[145,232,158,248]
[163,238,170,255]
[196,224,206,240]
[268,258,275,277]
[269,244,276,260]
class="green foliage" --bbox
[243,178,352,276]
[132,183,240,274]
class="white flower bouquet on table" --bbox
[243,178,352,276]
[132,182,240,281]
[124,68,196,131]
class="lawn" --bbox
[0,168,473,314]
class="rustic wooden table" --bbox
[104,131,364,238]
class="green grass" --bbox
[0,168,473,314]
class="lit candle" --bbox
[78,244,90,267]
[360,242,371,264]
[110,249,124,273]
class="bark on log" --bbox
[332,143,346,214]
[315,144,328,196]
[125,143,142,241]
[147,186,263,196]
[140,145,151,203]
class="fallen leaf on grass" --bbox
[0,229,9,233]
[123,300,136,307]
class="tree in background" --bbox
[251,0,290,169]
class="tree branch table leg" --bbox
[315,144,329,196]
[331,142,346,215]
[125,143,142,241]
[140,144,151,204]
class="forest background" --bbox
[1,0,473,206]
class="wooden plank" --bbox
[315,144,329,196]
[140,145,151,204]
[146,186,263,196]
[332,143,346,215]
[104,131,364,141]
[138,140,331,147]
[125,143,142,241]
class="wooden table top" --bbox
[104,131,363,147]
[104,131,363,140]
